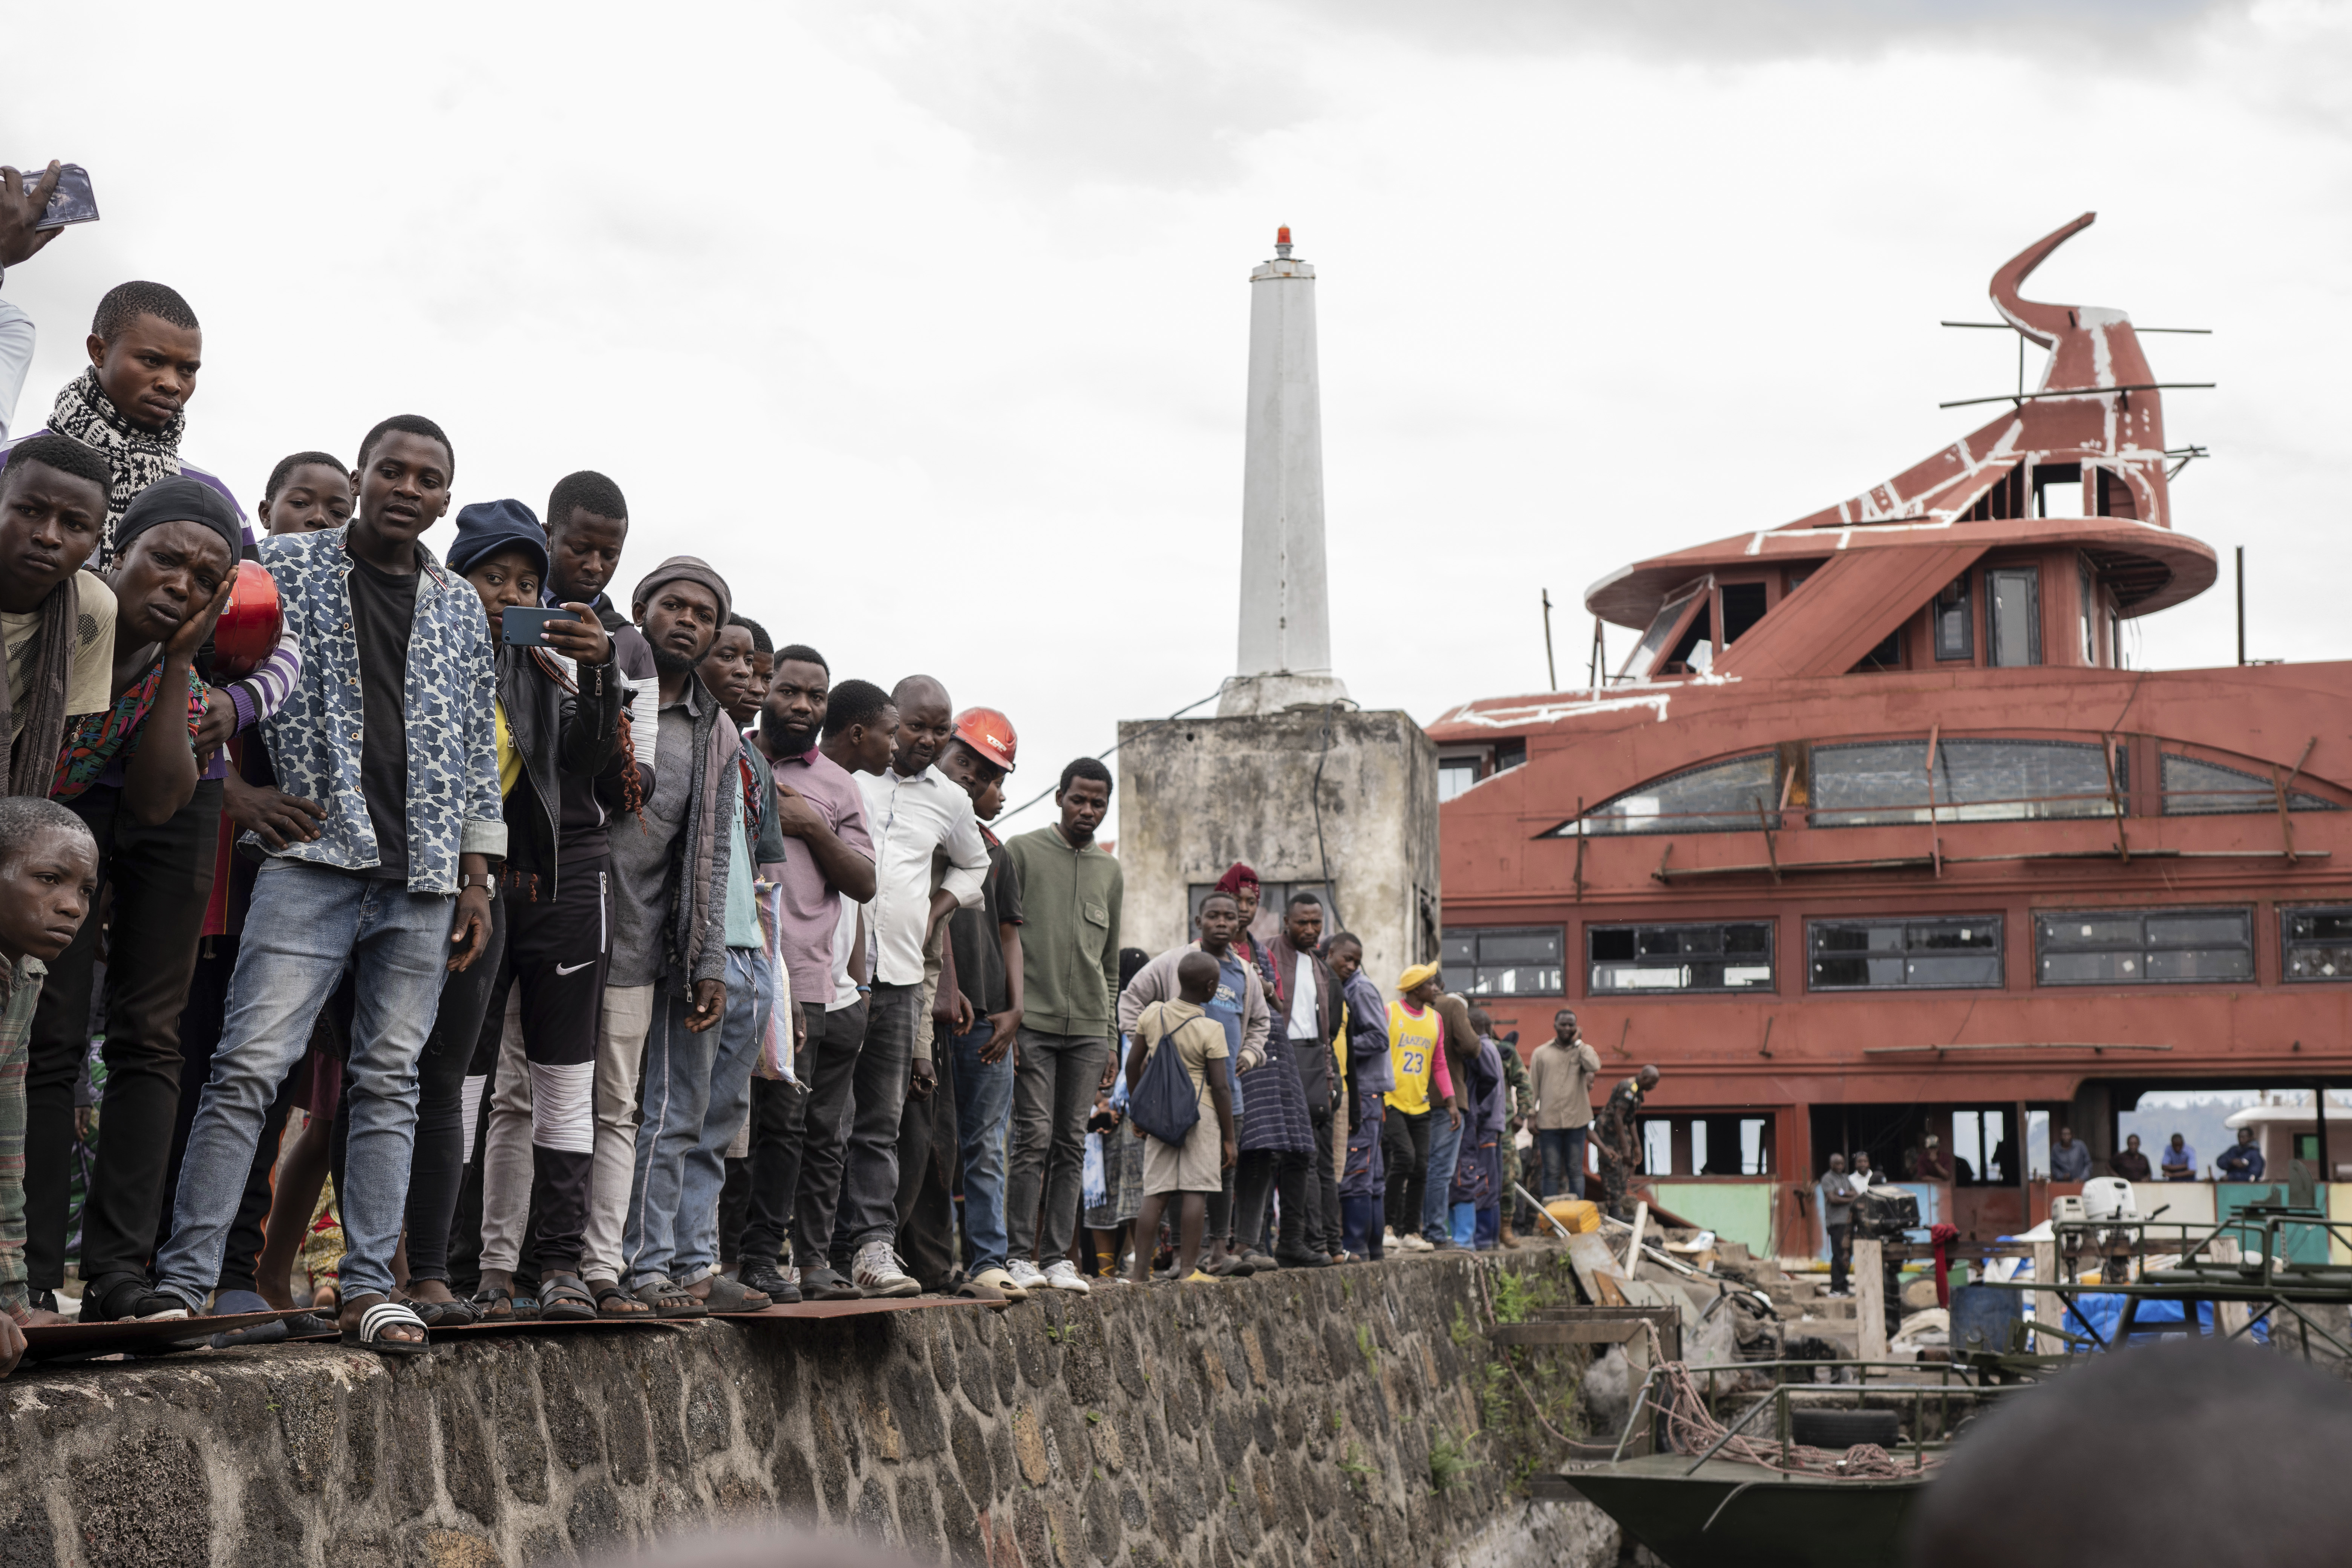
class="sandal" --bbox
[406,1295,481,1329]
[341,1296,431,1357]
[538,1273,598,1322]
[470,1283,517,1323]
[690,1275,771,1313]
[632,1277,709,1319]
[591,1279,652,1318]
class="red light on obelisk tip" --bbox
[1276,226,1291,245]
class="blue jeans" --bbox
[1536,1127,1588,1200]
[673,949,772,1284]
[949,1018,1016,1274]
[156,859,454,1307]
[1423,1108,1463,1240]
[624,952,769,1288]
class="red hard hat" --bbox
[952,706,1017,772]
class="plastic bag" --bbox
[752,883,799,1085]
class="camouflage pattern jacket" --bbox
[253,527,506,892]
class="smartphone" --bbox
[20,164,99,230]
[500,606,567,647]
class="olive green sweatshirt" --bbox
[1002,824,1124,1037]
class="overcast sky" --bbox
[6,0,2346,835]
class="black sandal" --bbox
[591,1279,653,1318]
[470,1283,516,1322]
[406,1295,481,1329]
[538,1273,598,1321]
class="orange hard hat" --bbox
[952,706,1017,773]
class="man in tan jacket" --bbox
[1528,1008,1603,1201]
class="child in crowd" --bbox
[0,798,101,1377]
[1123,951,1235,1284]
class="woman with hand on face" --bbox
[440,501,627,1326]
[29,478,237,1325]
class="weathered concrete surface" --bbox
[0,1250,1619,1568]
[1116,707,1440,994]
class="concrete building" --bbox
[1118,230,1438,988]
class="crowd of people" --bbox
[0,168,1645,1377]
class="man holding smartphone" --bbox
[0,162,70,444]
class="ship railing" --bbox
[1575,785,2294,833]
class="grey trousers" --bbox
[1005,1028,1109,1265]
[813,983,917,1265]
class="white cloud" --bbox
[2,0,2347,841]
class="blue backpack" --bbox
[1127,1001,1204,1147]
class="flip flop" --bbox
[406,1296,482,1329]
[591,1280,653,1318]
[342,1298,432,1357]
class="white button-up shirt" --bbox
[856,764,989,987]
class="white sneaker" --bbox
[1383,1228,1401,1251]
[1004,1258,1048,1293]
[971,1266,1029,1301]
[852,1241,920,1297]
[1401,1233,1435,1253]
[1042,1259,1093,1294]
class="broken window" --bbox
[1988,567,2041,667]
[1620,581,1709,682]
[1553,752,1778,836]
[2161,753,2339,816]
[1589,922,1775,994]
[2283,908,2352,982]
[1934,576,1973,662]
[2035,908,2253,986]
[1442,926,1565,996]
[1851,626,1903,672]
[1808,917,2003,991]
[1719,583,1769,645]
[1810,738,2119,827]
[2078,560,2098,665]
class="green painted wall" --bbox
[1648,1181,1776,1258]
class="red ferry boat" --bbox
[1430,214,2351,1262]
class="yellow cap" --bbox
[1397,962,1441,993]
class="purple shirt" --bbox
[756,744,875,1004]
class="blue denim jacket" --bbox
[253,527,507,891]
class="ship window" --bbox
[1443,926,1565,997]
[1934,576,1973,661]
[2078,560,2097,665]
[1621,582,1708,681]
[1852,627,1902,672]
[2161,753,2339,817]
[1439,757,1480,803]
[1550,752,1778,837]
[1988,568,2041,667]
[1494,739,1527,772]
[1808,917,2003,991]
[1811,738,2121,827]
[1589,922,1775,994]
[1720,583,1769,645]
[2035,907,2252,986]
[1635,1113,1776,1176]
[2283,908,2352,983]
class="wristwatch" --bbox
[458,871,499,899]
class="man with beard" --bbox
[591,558,735,1318]
[808,675,985,1299]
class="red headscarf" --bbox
[1213,862,1260,896]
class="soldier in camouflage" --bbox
[1596,1065,1661,1221]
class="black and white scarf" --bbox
[46,367,184,570]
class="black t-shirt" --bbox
[345,554,418,880]
[950,838,1024,1016]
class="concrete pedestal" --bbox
[1115,706,1439,994]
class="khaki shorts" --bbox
[1143,1115,1223,1195]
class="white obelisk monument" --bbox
[1220,226,1349,717]
[1118,228,1437,987]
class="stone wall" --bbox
[0,1251,1622,1568]
[1115,707,1441,995]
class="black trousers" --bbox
[482,858,612,1277]
[893,1023,959,1288]
[738,1001,863,1272]
[401,896,508,1283]
[1382,1107,1432,1239]
[1234,1147,1309,1256]
[26,780,221,1294]
[1306,1100,1340,1255]
[1828,1223,1852,1295]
